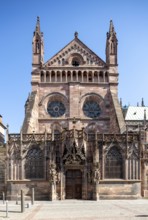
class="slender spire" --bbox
[106,20,118,65]
[32,17,44,67]
[35,16,40,33]
[120,98,122,107]
[141,98,145,107]
[74,31,78,38]
[109,20,115,33]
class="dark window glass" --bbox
[105,147,123,179]
[25,147,44,179]
[72,57,80,66]
[47,101,65,117]
[83,101,101,118]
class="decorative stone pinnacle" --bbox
[109,19,115,33]
[74,31,78,38]
[141,98,145,107]
[37,16,40,23]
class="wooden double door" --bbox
[66,169,82,199]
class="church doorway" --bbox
[66,169,82,199]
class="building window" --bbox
[47,101,66,118]
[83,101,101,118]
[25,147,44,179]
[105,146,123,179]
[72,57,80,66]
[62,58,65,66]
[54,129,60,140]
[41,72,44,82]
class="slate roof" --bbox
[125,106,148,121]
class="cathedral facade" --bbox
[2,18,148,200]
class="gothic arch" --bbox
[39,92,69,106]
[85,122,96,141]
[85,122,96,133]
[51,122,63,133]
[51,122,63,141]
[79,92,104,103]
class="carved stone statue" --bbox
[48,163,57,184]
[93,162,100,183]
[87,168,93,183]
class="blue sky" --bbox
[0,0,148,132]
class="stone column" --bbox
[76,71,78,81]
[10,159,13,180]
[125,159,128,180]
[93,162,100,201]
[20,131,23,180]
[82,166,87,200]
[82,72,83,82]
[102,146,105,180]
[92,137,100,200]
[48,163,57,201]
[49,182,56,201]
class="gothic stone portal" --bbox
[66,169,82,199]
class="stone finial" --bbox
[37,16,40,23]
[120,98,122,107]
[36,16,40,33]
[74,31,78,38]
[141,98,145,107]
[109,20,114,33]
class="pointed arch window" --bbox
[54,129,61,141]
[105,146,123,179]
[25,147,44,179]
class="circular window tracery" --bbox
[47,101,65,117]
[83,101,101,118]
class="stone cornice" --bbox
[38,117,110,122]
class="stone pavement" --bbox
[0,199,148,220]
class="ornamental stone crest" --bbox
[93,162,100,183]
[63,140,86,165]
[48,163,59,184]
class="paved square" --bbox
[0,199,148,220]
